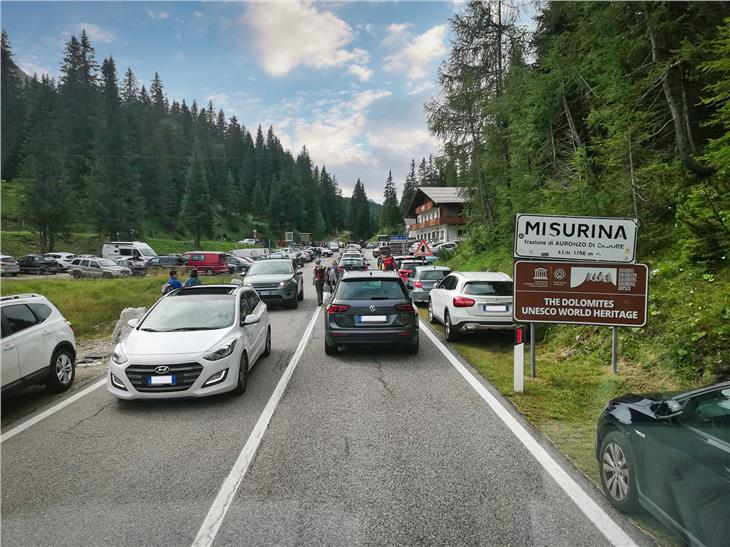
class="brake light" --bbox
[414,280,423,289]
[453,296,475,307]
[338,266,344,272]
[395,303,415,314]
[327,304,351,314]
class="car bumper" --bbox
[409,289,432,303]
[325,326,418,346]
[107,354,240,399]
[254,287,297,304]
[0,266,20,275]
[454,319,514,331]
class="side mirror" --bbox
[127,318,139,328]
[243,314,260,326]
[295,270,303,276]
[655,400,683,420]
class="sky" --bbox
[2,0,468,200]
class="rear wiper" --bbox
[369,297,390,300]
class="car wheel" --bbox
[428,299,437,324]
[324,339,337,355]
[45,347,75,393]
[262,327,271,357]
[288,297,299,309]
[103,272,113,279]
[445,310,458,342]
[298,287,304,301]
[406,336,419,354]
[72,270,81,279]
[233,352,249,395]
[599,431,639,513]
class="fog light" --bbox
[110,373,127,391]
[203,368,228,387]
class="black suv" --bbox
[324,271,418,355]
[17,255,63,275]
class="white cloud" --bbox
[384,24,447,81]
[193,11,204,18]
[407,81,436,96]
[242,1,371,81]
[348,64,373,82]
[367,126,439,154]
[17,61,52,79]
[147,10,170,21]
[383,23,412,46]
[69,23,116,44]
[206,93,230,111]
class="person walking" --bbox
[184,269,202,287]
[326,259,338,293]
[382,253,396,272]
[313,259,327,306]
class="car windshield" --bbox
[337,279,406,300]
[247,261,293,275]
[464,281,513,296]
[97,259,117,267]
[140,295,235,331]
[420,270,448,281]
[138,245,157,257]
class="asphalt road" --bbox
[1,254,652,546]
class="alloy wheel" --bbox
[55,353,73,384]
[602,442,629,501]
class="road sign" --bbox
[514,214,638,263]
[413,239,433,257]
[389,235,407,241]
[513,260,648,327]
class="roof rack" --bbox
[0,293,40,302]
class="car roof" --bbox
[171,284,245,296]
[453,271,513,282]
[0,293,48,304]
[414,265,450,272]
[341,271,399,280]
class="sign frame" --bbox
[413,239,433,257]
[513,213,638,263]
[512,260,649,328]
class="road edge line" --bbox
[192,306,322,547]
[1,378,107,443]
[420,321,638,547]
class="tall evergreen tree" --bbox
[1,31,26,179]
[399,158,418,216]
[380,170,401,230]
[180,142,213,247]
[350,179,371,240]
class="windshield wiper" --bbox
[140,327,159,332]
[166,326,223,331]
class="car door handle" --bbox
[3,344,16,350]
[42,330,51,336]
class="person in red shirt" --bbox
[382,254,396,272]
[313,259,327,305]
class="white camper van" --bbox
[231,248,270,260]
[101,241,158,263]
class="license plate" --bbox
[358,315,387,323]
[258,290,272,296]
[484,305,508,312]
[148,375,175,386]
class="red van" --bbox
[183,252,229,275]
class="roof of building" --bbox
[406,187,467,216]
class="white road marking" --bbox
[0,378,107,443]
[420,321,638,547]
[192,306,322,547]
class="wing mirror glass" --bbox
[655,399,683,420]
[243,314,259,326]
[295,270,303,275]
[127,318,139,328]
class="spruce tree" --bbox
[1,31,26,179]
[380,170,401,231]
[180,142,213,247]
[399,158,418,216]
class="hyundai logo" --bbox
[369,305,376,312]
[154,366,170,374]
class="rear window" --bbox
[420,270,448,281]
[400,261,422,270]
[337,279,407,300]
[463,281,513,296]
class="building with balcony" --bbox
[406,187,467,244]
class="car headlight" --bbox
[111,344,128,364]
[279,279,294,288]
[203,339,237,361]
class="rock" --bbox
[112,307,147,343]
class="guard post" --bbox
[514,324,525,393]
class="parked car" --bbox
[43,252,77,271]
[337,257,368,275]
[373,245,390,259]
[1,293,76,393]
[0,255,20,277]
[243,258,303,308]
[324,271,418,355]
[114,257,147,277]
[595,382,730,546]
[17,255,63,275]
[428,272,513,341]
[146,255,187,269]
[329,241,341,252]
[68,257,132,278]
[406,266,451,305]
[107,284,271,400]
[397,258,430,282]
[238,238,257,245]
[318,247,333,257]
[102,241,158,263]
[231,248,270,260]
[341,252,363,261]
[184,252,229,275]
[226,254,250,274]
[433,241,458,255]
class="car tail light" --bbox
[453,296,475,307]
[395,303,415,314]
[338,266,344,272]
[327,304,351,314]
[414,280,423,289]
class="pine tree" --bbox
[1,31,26,179]
[121,68,139,104]
[399,158,418,216]
[180,142,213,247]
[380,170,401,231]
[350,179,371,240]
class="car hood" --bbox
[244,273,294,283]
[610,392,666,407]
[124,328,232,356]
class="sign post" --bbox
[413,239,433,257]
[530,324,536,378]
[514,325,525,393]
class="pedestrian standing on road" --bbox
[184,269,202,287]
[162,270,182,294]
[382,254,396,272]
[326,259,338,293]
[313,259,327,306]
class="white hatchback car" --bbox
[428,272,514,341]
[1,294,76,393]
[107,284,271,399]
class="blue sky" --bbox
[2,1,468,200]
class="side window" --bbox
[81,260,90,267]
[2,304,38,335]
[90,261,101,269]
[240,294,252,320]
[245,291,260,312]
[120,248,132,256]
[28,303,52,323]
[679,388,730,443]
[71,259,81,266]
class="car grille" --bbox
[125,363,203,392]
[252,282,280,289]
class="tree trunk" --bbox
[48,229,55,252]
[562,91,582,150]
[679,65,696,153]
[628,133,640,222]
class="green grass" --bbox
[0,273,234,339]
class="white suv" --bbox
[428,272,514,341]
[1,294,76,393]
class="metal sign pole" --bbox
[611,327,618,374]
[530,324,536,378]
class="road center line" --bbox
[192,305,322,547]
[419,321,638,547]
[0,378,107,443]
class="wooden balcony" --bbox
[412,216,466,230]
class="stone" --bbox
[112,307,147,343]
